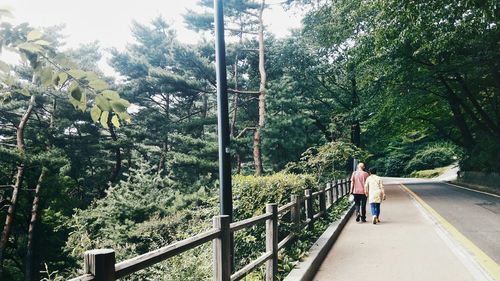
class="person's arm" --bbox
[364,178,369,195]
[350,172,355,194]
[380,179,386,200]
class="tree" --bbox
[0,17,130,279]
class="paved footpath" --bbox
[313,183,496,281]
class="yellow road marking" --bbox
[444,182,500,198]
[400,184,500,280]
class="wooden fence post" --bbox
[342,179,347,196]
[290,194,300,230]
[337,179,342,198]
[319,186,326,216]
[84,249,115,281]
[213,215,231,281]
[325,182,332,208]
[334,180,339,202]
[266,203,278,281]
[304,189,313,230]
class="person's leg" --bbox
[370,203,376,216]
[377,203,381,221]
[353,195,362,221]
[375,203,380,217]
[370,203,377,224]
[361,195,367,221]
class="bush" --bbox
[232,173,315,273]
[405,142,458,173]
[383,152,412,176]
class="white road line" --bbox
[443,182,500,198]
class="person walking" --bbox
[364,167,386,224]
[350,163,369,222]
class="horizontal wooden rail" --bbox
[278,201,295,214]
[278,233,295,250]
[115,228,220,278]
[230,212,272,232]
[311,190,322,197]
[68,273,94,281]
[231,251,273,281]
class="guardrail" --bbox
[68,178,351,281]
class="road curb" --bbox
[283,203,355,281]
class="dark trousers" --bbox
[353,194,367,219]
[370,203,381,217]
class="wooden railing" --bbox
[68,178,352,281]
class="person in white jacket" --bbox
[364,167,386,224]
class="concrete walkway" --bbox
[313,183,490,281]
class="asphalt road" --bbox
[404,181,500,263]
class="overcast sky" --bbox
[1,0,303,75]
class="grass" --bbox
[410,166,448,178]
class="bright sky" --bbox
[1,0,302,75]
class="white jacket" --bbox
[364,175,386,203]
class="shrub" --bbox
[383,152,412,176]
[405,142,458,173]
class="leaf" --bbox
[78,92,87,112]
[100,111,109,128]
[27,30,44,42]
[88,79,109,91]
[34,40,51,46]
[111,115,120,128]
[67,69,87,79]
[0,92,12,104]
[17,42,43,54]
[111,101,127,113]
[90,106,102,123]
[117,111,132,123]
[20,88,31,97]
[101,90,120,100]
[53,72,68,87]
[84,71,99,81]
[69,82,82,102]
[0,61,9,73]
[39,68,53,86]
[95,95,112,111]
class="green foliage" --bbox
[65,156,216,279]
[405,142,459,173]
[286,141,367,182]
[233,173,315,219]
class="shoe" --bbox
[372,216,377,224]
[377,217,381,223]
[356,213,360,222]
[361,218,367,222]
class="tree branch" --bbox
[228,88,260,95]
[236,127,257,139]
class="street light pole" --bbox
[214,0,232,222]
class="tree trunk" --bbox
[350,66,361,147]
[0,94,36,279]
[455,74,499,136]
[442,82,475,151]
[158,137,168,175]
[253,0,266,176]
[25,168,47,281]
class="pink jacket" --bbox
[351,170,369,194]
